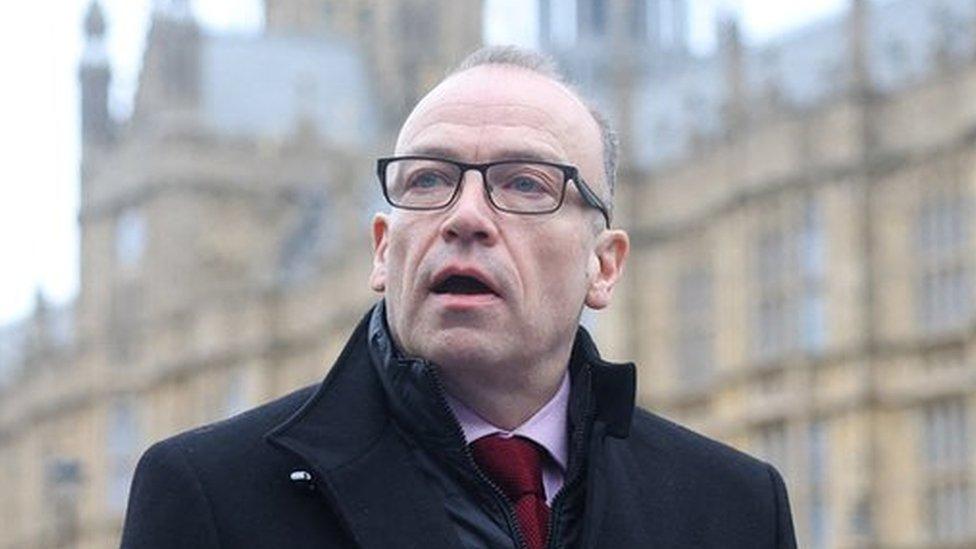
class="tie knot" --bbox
[470,434,546,500]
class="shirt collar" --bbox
[444,370,571,471]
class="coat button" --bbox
[289,470,315,492]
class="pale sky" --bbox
[0,0,848,326]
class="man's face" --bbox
[369,65,628,374]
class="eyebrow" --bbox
[401,145,565,165]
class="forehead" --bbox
[395,66,603,178]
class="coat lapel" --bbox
[265,312,460,549]
[322,427,459,549]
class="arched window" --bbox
[115,209,146,272]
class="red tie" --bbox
[470,434,551,549]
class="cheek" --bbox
[385,221,430,301]
[386,240,413,298]
[526,237,590,305]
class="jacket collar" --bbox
[568,326,636,439]
[366,302,466,451]
[366,300,636,447]
[264,301,637,547]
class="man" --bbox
[122,46,797,548]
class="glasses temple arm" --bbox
[574,177,612,229]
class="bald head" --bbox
[398,67,603,194]
[397,46,617,217]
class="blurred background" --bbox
[0,0,972,547]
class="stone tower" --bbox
[77,0,119,344]
[74,3,320,358]
[539,0,691,83]
[263,0,484,128]
[79,1,112,148]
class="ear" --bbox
[585,229,629,310]
[369,213,390,293]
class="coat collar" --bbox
[265,306,460,549]
[367,300,636,443]
[568,326,636,439]
[264,301,637,548]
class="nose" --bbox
[440,170,499,245]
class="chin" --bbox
[417,329,511,371]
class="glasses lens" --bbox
[385,159,461,208]
[486,162,564,213]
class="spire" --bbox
[80,0,113,146]
[27,287,51,360]
[84,1,106,39]
[719,13,746,135]
[81,1,108,68]
[32,287,50,318]
[848,0,872,96]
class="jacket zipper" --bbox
[424,359,598,549]
[422,362,530,549]
[544,367,596,549]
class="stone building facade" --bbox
[3,0,976,548]
[0,0,478,547]
[574,1,976,547]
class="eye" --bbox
[407,170,452,190]
[500,172,559,197]
[508,176,545,194]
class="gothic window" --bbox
[278,188,335,284]
[756,227,791,359]
[754,197,826,361]
[44,458,82,545]
[920,398,972,542]
[107,399,141,513]
[115,209,146,272]
[675,265,713,389]
[799,199,826,352]
[807,420,830,549]
[916,188,972,334]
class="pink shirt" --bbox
[444,371,570,505]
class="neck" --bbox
[439,358,568,431]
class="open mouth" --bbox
[431,275,497,296]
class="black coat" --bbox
[121,305,797,548]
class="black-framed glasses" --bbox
[376,155,612,229]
